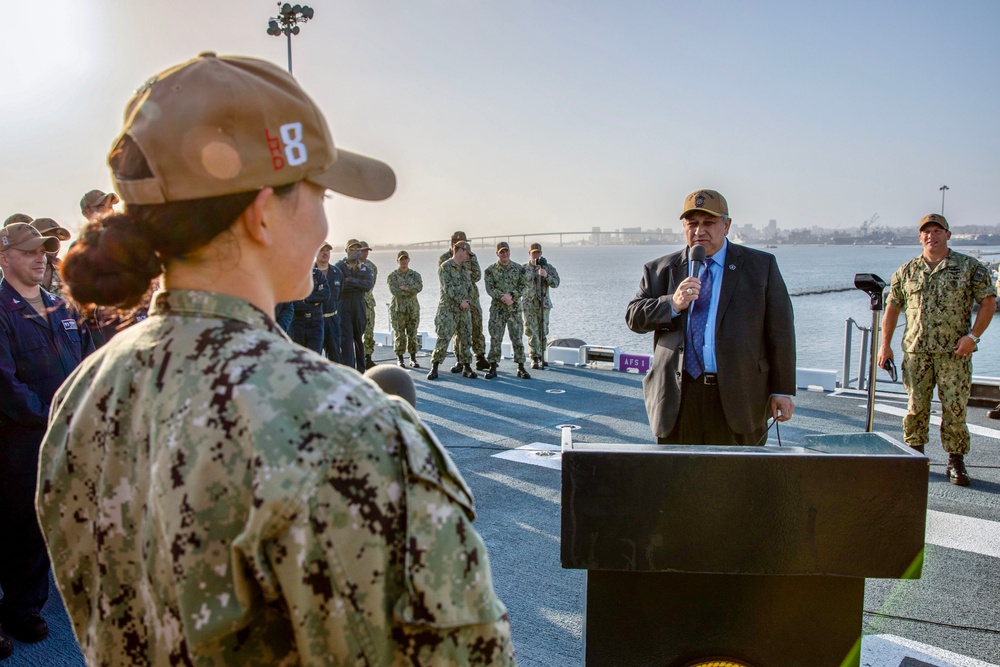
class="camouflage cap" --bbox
[919,213,949,232]
[80,189,120,212]
[529,242,542,252]
[112,52,395,204]
[31,217,72,241]
[451,230,467,243]
[496,241,510,252]
[1,223,61,253]
[3,213,33,227]
[359,241,372,250]
[681,189,729,219]
[452,240,471,254]
[397,250,409,260]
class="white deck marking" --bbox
[926,510,1000,558]
[873,403,1000,439]
[492,442,563,470]
[861,633,998,666]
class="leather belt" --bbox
[683,371,718,386]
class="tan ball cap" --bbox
[80,190,120,212]
[919,213,949,231]
[30,217,72,241]
[112,52,395,205]
[681,189,729,219]
[1,223,61,253]
[3,213,33,228]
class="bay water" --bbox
[363,244,1000,380]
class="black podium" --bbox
[560,432,928,667]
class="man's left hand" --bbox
[770,395,795,422]
[954,336,978,356]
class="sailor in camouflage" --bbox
[879,213,996,486]
[439,231,490,371]
[35,52,516,666]
[483,241,531,379]
[387,250,423,367]
[522,242,560,369]
[361,240,379,368]
[428,240,478,380]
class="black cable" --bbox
[862,610,1000,635]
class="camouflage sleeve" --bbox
[440,264,470,306]
[468,255,482,284]
[544,262,560,289]
[484,265,500,299]
[971,261,998,302]
[387,270,404,297]
[887,267,906,310]
[412,270,423,295]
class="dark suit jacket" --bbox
[625,242,796,439]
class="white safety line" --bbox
[873,403,1000,440]
[861,633,998,666]
[926,510,1000,558]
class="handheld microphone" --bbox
[364,365,417,407]
[688,244,707,278]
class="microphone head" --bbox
[689,244,707,263]
[364,365,417,407]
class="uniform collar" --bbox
[149,289,280,333]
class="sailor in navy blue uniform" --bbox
[289,266,330,354]
[0,223,94,647]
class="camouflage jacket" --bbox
[37,289,515,667]
[522,260,560,309]
[439,250,482,293]
[387,268,423,312]
[484,261,528,312]
[438,260,475,309]
[364,259,378,305]
[888,250,997,354]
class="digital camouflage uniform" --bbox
[431,261,475,366]
[37,289,516,667]
[387,268,423,357]
[364,259,378,357]
[439,250,485,356]
[484,260,529,364]
[888,250,997,453]
[522,260,560,362]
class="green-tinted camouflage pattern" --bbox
[364,259,379,356]
[484,261,528,363]
[522,261,560,359]
[37,289,516,666]
[387,269,423,356]
[902,351,972,453]
[439,250,485,355]
[888,250,996,353]
[431,261,474,365]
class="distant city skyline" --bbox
[2,1,997,246]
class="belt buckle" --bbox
[703,373,718,386]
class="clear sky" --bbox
[2,0,998,246]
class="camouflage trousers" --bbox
[390,304,420,356]
[468,292,486,356]
[902,351,972,454]
[488,303,526,364]
[522,302,550,361]
[431,305,472,365]
[364,294,376,356]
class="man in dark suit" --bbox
[625,189,796,445]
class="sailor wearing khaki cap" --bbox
[879,212,997,485]
[0,223,94,652]
[35,52,514,667]
[29,218,71,297]
[80,190,120,221]
[336,238,375,371]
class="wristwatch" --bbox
[967,333,981,344]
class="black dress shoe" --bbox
[2,612,49,643]
[0,632,13,660]
[946,454,971,487]
[450,362,463,373]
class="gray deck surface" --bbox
[5,351,999,666]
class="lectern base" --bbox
[584,570,863,667]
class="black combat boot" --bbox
[475,354,490,371]
[409,355,421,368]
[485,363,498,379]
[945,454,971,486]
[426,363,439,380]
[365,354,376,369]
[450,362,463,373]
[397,355,405,367]
[462,363,478,379]
[531,357,541,370]
[516,363,531,379]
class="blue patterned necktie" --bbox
[684,261,714,379]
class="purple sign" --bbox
[618,353,651,374]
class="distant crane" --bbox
[860,213,880,238]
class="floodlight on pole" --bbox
[939,185,949,215]
[266,2,314,74]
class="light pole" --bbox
[267,3,315,74]
[939,185,949,215]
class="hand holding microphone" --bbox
[672,245,706,312]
